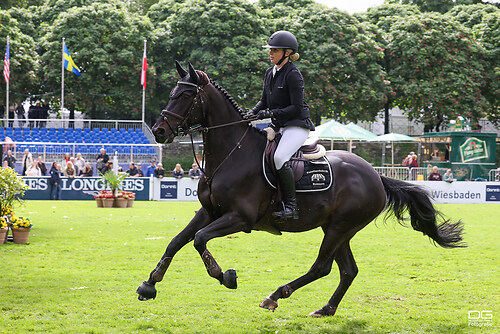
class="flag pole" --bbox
[61,37,65,124]
[142,39,147,124]
[5,36,9,126]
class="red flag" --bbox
[141,48,147,90]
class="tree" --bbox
[445,3,499,28]
[149,0,268,115]
[39,1,154,119]
[0,9,39,105]
[388,13,489,129]
[475,11,500,124]
[358,3,421,132]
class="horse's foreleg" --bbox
[193,212,249,289]
[136,208,211,301]
[309,241,358,317]
[260,229,347,313]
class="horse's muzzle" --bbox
[152,125,174,144]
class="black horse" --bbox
[136,62,465,317]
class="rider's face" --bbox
[269,48,288,65]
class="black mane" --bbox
[208,78,265,136]
[209,78,244,115]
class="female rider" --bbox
[250,30,315,221]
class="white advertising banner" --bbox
[410,181,500,204]
[153,177,200,201]
[152,178,500,204]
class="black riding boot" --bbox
[273,162,299,221]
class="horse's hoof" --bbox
[136,281,156,301]
[222,269,237,289]
[309,305,337,317]
[259,297,278,311]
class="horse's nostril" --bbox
[155,127,165,135]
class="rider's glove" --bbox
[257,109,272,120]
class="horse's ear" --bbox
[175,61,188,78]
[188,62,200,84]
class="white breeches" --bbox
[274,126,310,169]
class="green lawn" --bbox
[0,201,498,334]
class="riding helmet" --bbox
[262,31,298,52]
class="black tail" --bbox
[380,176,466,248]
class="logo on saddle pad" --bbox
[263,155,333,193]
[311,173,326,183]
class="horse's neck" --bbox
[202,87,265,168]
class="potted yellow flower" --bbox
[0,217,8,244]
[10,216,33,244]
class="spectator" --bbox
[172,163,184,179]
[57,163,64,176]
[21,149,33,176]
[101,161,113,175]
[402,154,412,168]
[62,153,71,170]
[136,163,144,177]
[443,169,454,183]
[2,160,8,168]
[189,163,202,179]
[154,163,165,178]
[69,156,80,176]
[428,166,442,181]
[81,162,94,177]
[126,162,138,177]
[26,160,41,176]
[65,161,76,179]
[496,167,500,182]
[37,156,47,176]
[74,153,86,173]
[96,148,109,174]
[3,150,16,169]
[16,103,26,127]
[410,154,418,168]
[50,162,62,200]
[0,104,3,126]
[146,159,157,177]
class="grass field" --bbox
[0,201,498,334]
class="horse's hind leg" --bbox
[136,208,212,301]
[309,241,358,317]
[259,229,347,313]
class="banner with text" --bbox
[22,177,151,200]
[410,181,500,204]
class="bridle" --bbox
[158,80,256,185]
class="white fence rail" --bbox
[373,166,449,181]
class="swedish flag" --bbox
[64,44,81,76]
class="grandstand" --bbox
[0,120,161,164]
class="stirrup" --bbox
[272,203,299,221]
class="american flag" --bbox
[3,41,9,84]
[141,47,147,90]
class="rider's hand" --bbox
[257,109,272,120]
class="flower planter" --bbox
[127,198,134,208]
[96,197,103,208]
[12,227,31,244]
[0,227,8,244]
[102,198,115,208]
[115,198,128,208]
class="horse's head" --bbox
[153,61,209,143]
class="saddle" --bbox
[263,130,332,192]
